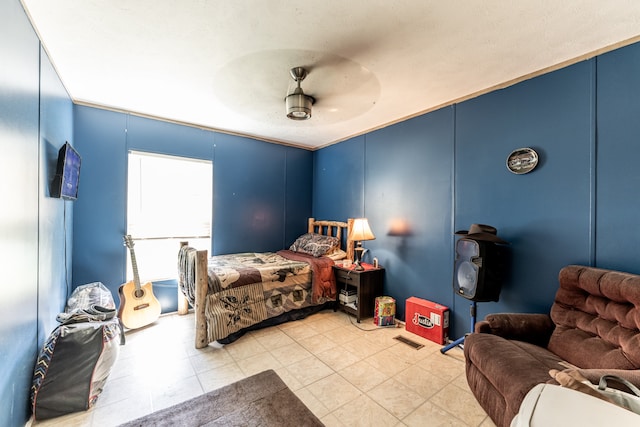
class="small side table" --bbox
[333,264,384,322]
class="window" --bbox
[126,151,212,281]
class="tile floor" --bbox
[31,310,495,427]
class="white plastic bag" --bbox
[592,375,640,414]
[511,383,640,427]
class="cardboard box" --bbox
[339,288,357,304]
[405,297,449,344]
[339,293,357,304]
[374,296,396,326]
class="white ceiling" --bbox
[21,1,640,149]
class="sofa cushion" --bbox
[465,333,567,427]
[548,265,640,369]
[475,313,555,347]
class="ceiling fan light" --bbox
[285,66,314,120]
[286,91,314,120]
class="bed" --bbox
[177,218,354,348]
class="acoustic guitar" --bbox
[118,235,161,329]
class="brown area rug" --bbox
[118,369,323,427]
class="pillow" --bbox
[326,248,347,261]
[289,233,340,257]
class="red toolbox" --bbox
[405,297,450,344]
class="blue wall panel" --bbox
[0,1,41,425]
[38,47,74,342]
[284,147,313,247]
[1,2,72,425]
[313,136,365,220]
[126,114,214,160]
[453,61,594,335]
[72,106,128,298]
[364,109,455,321]
[213,134,287,254]
[596,43,640,273]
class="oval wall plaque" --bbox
[506,148,538,174]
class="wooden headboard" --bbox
[308,217,354,262]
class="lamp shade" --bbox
[349,218,376,242]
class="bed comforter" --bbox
[178,247,336,342]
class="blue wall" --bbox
[39,48,76,341]
[596,43,640,270]
[72,108,313,309]
[314,43,640,339]
[0,2,74,426]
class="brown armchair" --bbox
[464,265,640,427]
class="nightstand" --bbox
[333,264,384,322]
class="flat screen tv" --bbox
[52,142,81,200]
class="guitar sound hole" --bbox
[134,289,145,298]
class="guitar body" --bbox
[118,280,161,329]
[118,235,161,329]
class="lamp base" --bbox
[354,246,365,271]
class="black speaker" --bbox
[453,238,505,302]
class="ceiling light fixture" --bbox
[285,67,315,120]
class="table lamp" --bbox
[348,218,376,270]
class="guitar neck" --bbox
[128,246,142,291]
